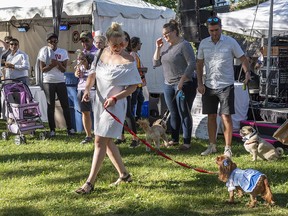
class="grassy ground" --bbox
[0,120,288,216]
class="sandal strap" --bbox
[75,181,94,194]
[120,173,131,181]
[110,173,132,186]
[86,181,94,190]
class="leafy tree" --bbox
[143,0,177,11]
[230,0,268,11]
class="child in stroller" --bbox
[1,79,46,144]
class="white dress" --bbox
[93,61,141,138]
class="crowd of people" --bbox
[0,16,252,194]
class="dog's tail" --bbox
[276,147,284,157]
[262,176,275,206]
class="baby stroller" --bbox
[1,79,47,145]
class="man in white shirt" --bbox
[197,17,250,158]
[37,33,75,137]
[4,38,30,84]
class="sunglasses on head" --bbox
[207,17,220,24]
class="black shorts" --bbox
[77,90,92,112]
[202,85,235,115]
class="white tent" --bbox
[0,0,175,93]
[218,0,288,38]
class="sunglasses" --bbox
[49,40,58,44]
[10,43,19,46]
[207,17,220,24]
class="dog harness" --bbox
[242,129,257,142]
[226,168,264,192]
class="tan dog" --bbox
[240,126,283,161]
[137,118,168,151]
[216,155,275,208]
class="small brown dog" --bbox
[216,155,275,208]
[240,126,283,161]
[137,118,168,151]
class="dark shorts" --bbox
[202,85,235,115]
[77,90,92,112]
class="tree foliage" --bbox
[143,0,269,11]
[143,0,177,11]
[230,0,268,11]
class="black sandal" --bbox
[110,173,132,186]
[75,182,94,194]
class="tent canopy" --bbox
[218,0,288,38]
[0,0,174,21]
[0,0,175,93]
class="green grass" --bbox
[0,120,288,216]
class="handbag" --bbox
[273,119,288,145]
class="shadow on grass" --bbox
[1,206,44,216]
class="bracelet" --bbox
[110,96,117,104]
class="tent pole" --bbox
[264,0,274,107]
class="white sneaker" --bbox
[201,144,217,156]
[224,147,232,158]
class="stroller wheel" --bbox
[30,131,36,137]
[2,132,8,140]
[39,132,47,140]
[15,135,26,145]
[15,135,21,145]
[21,135,27,144]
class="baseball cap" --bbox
[46,33,58,41]
[80,31,93,40]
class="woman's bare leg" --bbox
[106,139,128,177]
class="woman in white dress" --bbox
[75,22,141,194]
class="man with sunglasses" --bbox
[37,33,75,137]
[75,31,98,144]
[196,17,250,158]
[4,38,30,84]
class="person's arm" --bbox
[57,59,68,72]
[82,73,95,102]
[39,59,58,73]
[104,84,138,108]
[196,59,205,94]
[178,42,196,90]
[0,39,9,50]
[152,37,163,67]
[11,53,30,71]
[239,55,251,84]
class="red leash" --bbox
[105,109,217,175]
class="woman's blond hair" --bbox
[106,22,124,40]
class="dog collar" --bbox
[242,129,257,142]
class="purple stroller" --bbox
[1,80,46,144]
